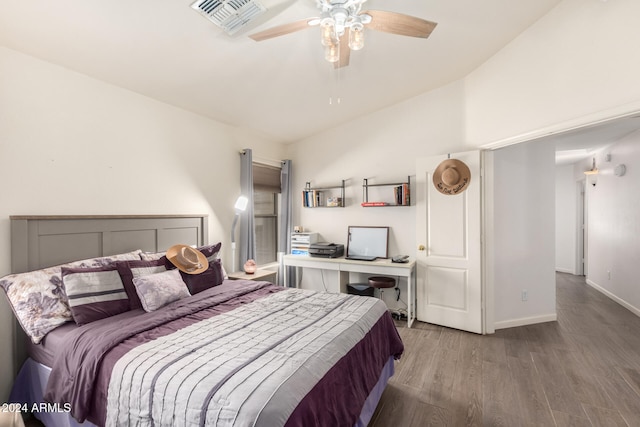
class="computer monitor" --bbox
[346,226,389,260]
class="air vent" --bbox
[191,0,267,35]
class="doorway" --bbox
[576,179,586,276]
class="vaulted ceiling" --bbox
[0,0,565,143]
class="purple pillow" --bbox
[180,259,225,294]
[198,242,222,261]
[116,259,167,310]
[61,266,130,325]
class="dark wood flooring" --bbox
[369,272,640,427]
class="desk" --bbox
[283,255,416,328]
[228,269,277,283]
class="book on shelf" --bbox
[302,190,324,207]
[361,202,388,207]
[393,183,410,206]
[403,183,410,206]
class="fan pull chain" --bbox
[329,61,342,106]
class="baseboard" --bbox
[555,268,574,274]
[585,279,640,317]
[494,313,557,330]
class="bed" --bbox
[2,215,404,427]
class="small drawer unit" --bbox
[291,232,318,256]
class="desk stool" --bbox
[368,276,396,301]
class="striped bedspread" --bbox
[45,281,404,427]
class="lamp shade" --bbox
[234,195,248,211]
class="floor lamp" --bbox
[231,195,248,272]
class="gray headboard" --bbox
[10,215,208,273]
[8,214,208,375]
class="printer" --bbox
[309,242,345,258]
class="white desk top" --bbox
[282,254,415,273]
[282,254,417,328]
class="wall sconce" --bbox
[583,158,598,186]
[584,157,598,176]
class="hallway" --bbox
[370,272,640,426]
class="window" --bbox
[252,163,281,265]
[254,191,278,265]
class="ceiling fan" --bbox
[248,0,437,68]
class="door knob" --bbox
[418,244,426,251]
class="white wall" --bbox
[582,135,640,315]
[465,0,640,147]
[287,80,468,258]
[286,80,468,295]
[491,141,557,328]
[285,80,468,308]
[555,164,578,273]
[0,47,286,401]
[287,0,640,331]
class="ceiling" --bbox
[546,115,640,165]
[0,0,565,143]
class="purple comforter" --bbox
[43,281,403,426]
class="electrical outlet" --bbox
[522,290,528,301]
[607,270,611,280]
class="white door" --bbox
[415,150,483,334]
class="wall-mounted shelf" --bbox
[362,176,411,207]
[303,180,345,208]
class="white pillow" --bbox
[0,250,142,344]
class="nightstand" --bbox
[228,269,277,284]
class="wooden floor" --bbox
[369,273,640,427]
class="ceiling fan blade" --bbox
[249,18,319,42]
[334,30,351,69]
[364,10,437,38]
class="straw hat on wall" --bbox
[432,158,471,195]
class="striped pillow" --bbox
[61,266,130,325]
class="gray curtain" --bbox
[278,160,293,286]
[239,149,256,272]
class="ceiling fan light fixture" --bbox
[249,0,437,68]
[320,17,336,46]
[324,42,340,63]
[349,22,364,50]
[332,8,348,36]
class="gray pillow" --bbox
[116,259,167,310]
[133,269,190,312]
